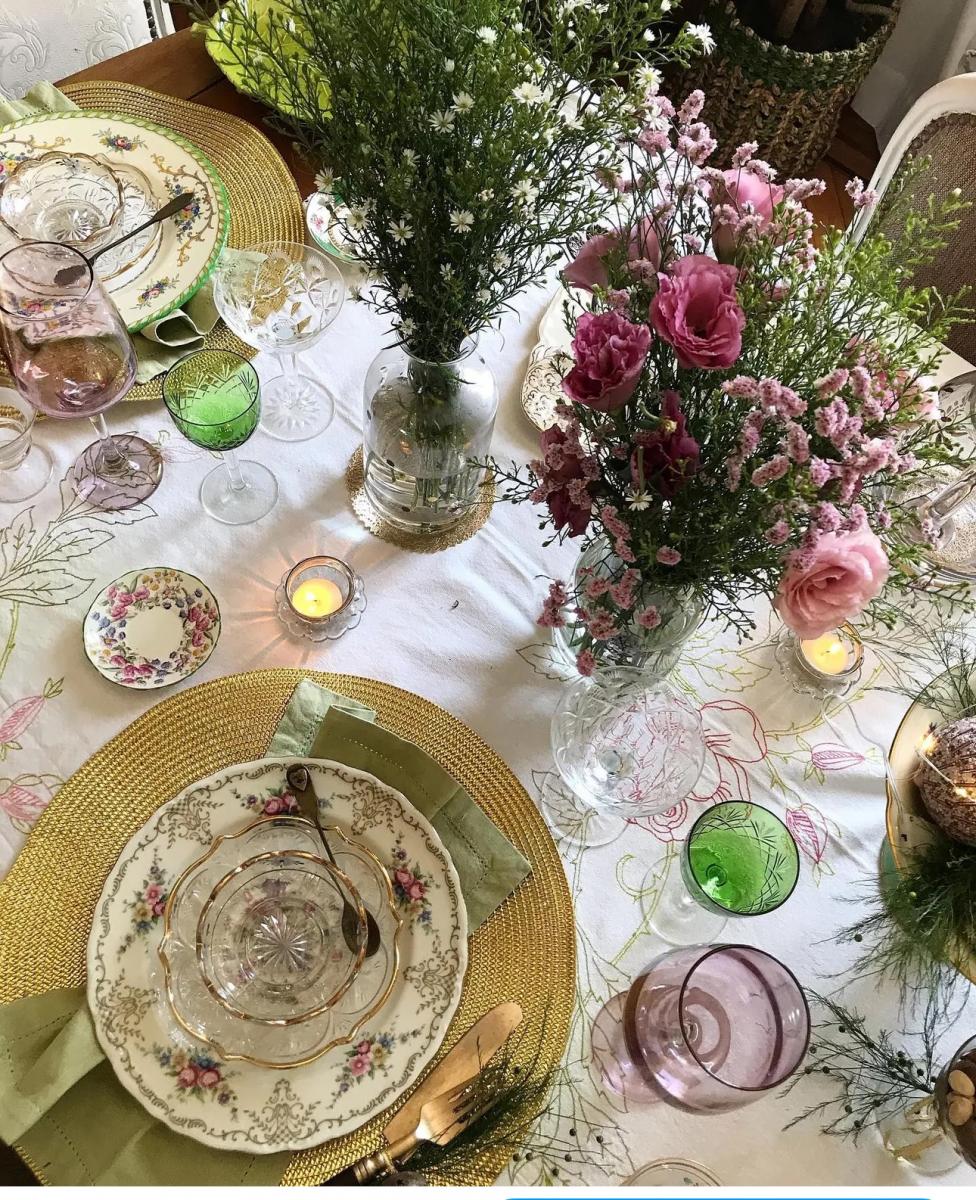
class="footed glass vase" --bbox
[362,340,497,533]
[553,536,703,675]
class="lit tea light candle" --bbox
[291,577,344,619]
[799,631,852,676]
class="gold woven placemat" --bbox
[0,669,574,1185]
[346,447,495,552]
[60,81,304,403]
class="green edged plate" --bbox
[0,110,230,332]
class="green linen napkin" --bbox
[0,85,220,384]
[0,682,530,1184]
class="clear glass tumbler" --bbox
[0,390,53,502]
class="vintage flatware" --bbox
[54,192,195,285]
[320,999,523,1185]
[286,762,382,957]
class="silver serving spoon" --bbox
[53,192,196,286]
[285,763,382,958]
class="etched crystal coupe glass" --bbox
[163,349,278,524]
[548,667,705,846]
[213,241,345,441]
[0,241,163,509]
[646,800,801,945]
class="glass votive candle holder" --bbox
[774,621,864,698]
[275,555,366,642]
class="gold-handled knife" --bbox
[321,1000,523,1185]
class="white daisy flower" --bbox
[428,110,455,133]
[478,188,495,202]
[476,288,492,303]
[346,205,370,230]
[627,490,651,512]
[476,26,497,43]
[452,91,475,113]
[440,263,455,279]
[661,0,673,9]
[314,168,335,193]
[400,317,416,337]
[514,20,524,31]
[492,250,511,271]
[512,81,545,106]
[388,219,413,244]
[511,179,539,206]
[445,58,455,73]
[686,22,715,53]
[449,209,475,234]
[635,64,662,94]
[401,148,418,168]
[397,283,413,300]
[642,28,655,43]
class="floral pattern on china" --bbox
[0,111,229,331]
[87,757,467,1152]
[83,567,220,689]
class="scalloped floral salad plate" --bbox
[86,757,467,1153]
[83,567,220,689]
[0,111,229,331]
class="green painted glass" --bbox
[162,349,260,450]
[682,801,799,917]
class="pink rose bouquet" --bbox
[495,85,971,671]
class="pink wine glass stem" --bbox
[88,412,130,473]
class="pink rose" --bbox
[711,168,784,260]
[199,1069,220,1088]
[355,1040,372,1055]
[145,884,161,901]
[264,797,282,815]
[177,1066,197,1088]
[564,218,661,292]
[774,527,889,638]
[151,898,166,916]
[394,867,414,888]
[563,310,650,411]
[650,255,745,370]
[408,880,425,900]
[349,1056,369,1076]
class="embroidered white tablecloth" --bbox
[1,271,974,1186]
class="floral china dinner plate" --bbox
[0,111,229,331]
[83,567,220,689]
[87,757,467,1153]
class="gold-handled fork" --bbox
[322,1083,493,1185]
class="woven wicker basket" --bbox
[668,0,900,178]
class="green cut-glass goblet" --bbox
[163,349,278,525]
[646,801,800,946]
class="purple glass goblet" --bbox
[592,944,810,1113]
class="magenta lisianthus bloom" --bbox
[630,391,700,499]
[563,310,651,412]
[774,527,889,639]
[711,167,785,260]
[650,255,745,370]
[563,217,661,292]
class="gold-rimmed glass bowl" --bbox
[197,848,367,1024]
[0,151,123,250]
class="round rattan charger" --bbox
[0,669,575,1185]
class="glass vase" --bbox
[552,535,703,675]
[362,339,497,533]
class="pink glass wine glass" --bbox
[591,944,810,1113]
[0,241,162,509]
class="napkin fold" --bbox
[0,682,531,1184]
[0,85,220,383]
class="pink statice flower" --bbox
[635,605,661,629]
[656,546,682,566]
[576,650,596,676]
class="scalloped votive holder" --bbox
[275,555,366,642]
[774,622,864,698]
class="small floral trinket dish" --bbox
[84,567,220,689]
[304,191,357,263]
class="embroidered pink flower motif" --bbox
[650,255,745,369]
[633,800,689,843]
[786,803,830,867]
[810,744,865,772]
[693,700,768,805]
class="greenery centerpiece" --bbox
[200,0,707,531]
[495,90,972,672]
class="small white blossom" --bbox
[661,0,673,9]
[400,318,416,337]
[514,20,524,31]
[492,250,511,271]
[686,22,715,53]
[388,218,413,244]
[513,81,545,106]
[397,283,413,300]
[476,26,497,43]
[401,148,418,168]
[428,110,456,133]
[449,209,475,234]
[635,64,662,94]
[451,91,475,113]
[566,27,576,40]
[642,28,655,43]
[440,263,455,279]
[346,204,370,230]
[349,284,364,302]
[511,179,539,206]
[627,490,651,512]
[444,58,455,73]
[477,188,495,202]
[314,168,335,193]
[476,288,492,303]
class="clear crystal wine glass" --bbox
[547,667,705,847]
[0,389,53,502]
[0,241,162,510]
[212,241,345,442]
[645,800,801,946]
[162,349,278,525]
